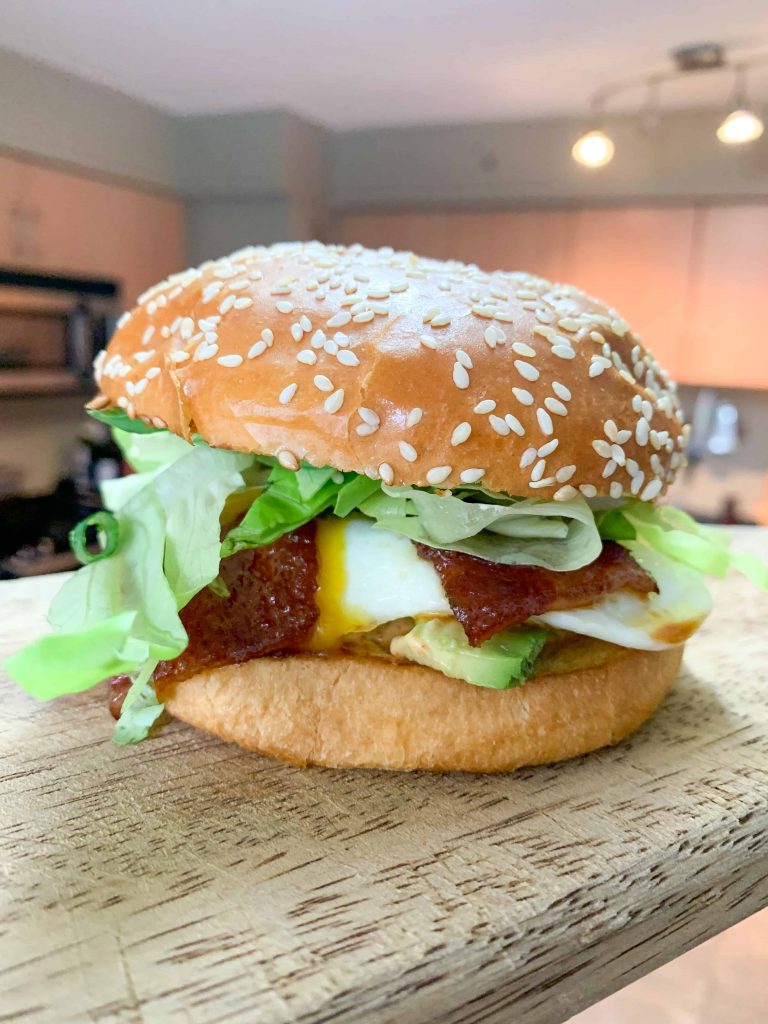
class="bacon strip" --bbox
[416,541,657,646]
[109,524,318,716]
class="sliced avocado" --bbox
[390,619,548,689]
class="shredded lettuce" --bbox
[358,486,603,570]
[112,660,164,745]
[5,433,251,725]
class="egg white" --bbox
[317,518,710,651]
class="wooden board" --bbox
[1,528,767,1024]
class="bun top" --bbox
[93,241,688,500]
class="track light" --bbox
[571,129,615,168]
[717,108,764,144]
[717,67,764,145]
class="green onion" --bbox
[69,511,120,564]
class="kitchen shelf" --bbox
[0,368,82,396]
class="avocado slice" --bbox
[390,618,548,689]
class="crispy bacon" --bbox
[416,541,657,646]
[109,524,318,716]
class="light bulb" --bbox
[717,108,764,144]
[571,130,615,168]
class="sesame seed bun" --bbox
[156,644,683,772]
[93,242,688,499]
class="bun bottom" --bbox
[158,645,683,772]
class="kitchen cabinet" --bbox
[562,207,697,380]
[685,205,768,389]
[0,153,186,308]
[340,209,572,281]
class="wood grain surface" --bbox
[1,528,767,1024]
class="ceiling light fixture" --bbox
[573,44,768,168]
[717,67,764,144]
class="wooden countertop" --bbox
[1,528,767,1024]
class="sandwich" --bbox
[7,242,767,771]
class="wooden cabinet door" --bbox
[33,164,186,307]
[444,210,574,281]
[685,205,768,388]
[567,207,697,380]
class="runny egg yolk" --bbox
[308,517,374,650]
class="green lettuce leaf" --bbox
[5,436,251,704]
[112,660,164,745]
[87,407,161,434]
[359,486,602,570]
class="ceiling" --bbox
[2,0,767,127]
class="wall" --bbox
[332,109,768,211]
[0,47,176,191]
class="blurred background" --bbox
[0,3,766,1020]
[0,0,767,576]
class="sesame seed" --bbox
[451,422,472,446]
[630,471,645,495]
[270,284,292,295]
[555,465,577,483]
[422,307,440,323]
[219,295,237,315]
[495,311,515,323]
[356,423,378,437]
[460,468,486,484]
[512,387,534,406]
[552,345,575,360]
[529,477,556,489]
[505,413,525,436]
[531,460,547,482]
[327,311,351,328]
[146,300,157,315]
[610,481,624,499]
[276,300,294,314]
[554,485,578,501]
[489,415,510,436]
[471,304,496,319]
[142,326,155,345]
[602,460,618,478]
[427,466,452,485]
[359,407,380,427]
[151,416,167,429]
[589,362,606,379]
[353,310,375,324]
[314,374,333,392]
[632,394,643,413]
[474,399,496,414]
[180,317,194,340]
[399,441,418,462]
[145,367,161,381]
[610,444,626,466]
[170,350,190,363]
[420,334,437,349]
[125,380,136,396]
[379,463,394,485]
[261,328,274,346]
[324,388,345,414]
[278,450,300,471]
[456,349,473,369]
[545,397,568,417]
[514,360,540,382]
[217,354,243,368]
[300,315,312,332]
[538,439,559,457]
[248,341,267,359]
[297,349,317,365]
[593,439,612,458]
[604,419,618,442]
[194,341,218,362]
[202,282,223,303]
[406,407,423,427]
[279,383,298,405]
[512,342,536,357]
[642,399,654,421]
[334,332,349,347]
[536,409,554,435]
[626,458,640,477]
[290,323,304,342]
[310,330,326,349]
[552,381,571,401]
[616,429,632,444]
[134,350,154,364]
[579,484,597,498]
[337,349,360,367]
[390,282,409,293]
[453,363,470,389]
[430,314,452,327]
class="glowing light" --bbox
[571,130,615,168]
[717,108,764,144]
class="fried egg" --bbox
[309,517,710,652]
